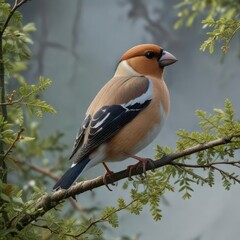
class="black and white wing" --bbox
[73,77,153,163]
[69,114,91,159]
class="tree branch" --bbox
[10,134,238,231]
[25,162,85,212]
[12,159,85,212]
[171,159,240,184]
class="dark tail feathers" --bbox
[53,157,90,190]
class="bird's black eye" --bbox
[144,51,155,59]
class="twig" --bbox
[211,165,240,184]
[171,160,240,169]
[1,0,29,34]
[31,223,77,239]
[77,197,139,237]
[1,128,24,162]
[9,134,239,231]
[26,162,59,181]
[0,98,23,106]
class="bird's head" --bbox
[116,44,177,78]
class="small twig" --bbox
[171,160,240,169]
[211,166,240,184]
[77,197,139,237]
[26,162,59,181]
[31,223,77,239]
[1,0,29,34]
[1,128,24,162]
[0,98,23,106]
[174,165,209,183]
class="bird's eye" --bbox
[144,51,155,59]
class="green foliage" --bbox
[1,0,36,76]
[0,115,14,144]
[200,18,240,54]
[175,0,240,53]
[11,76,56,119]
[155,99,240,198]
[0,1,65,239]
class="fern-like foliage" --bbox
[15,76,56,117]
[116,99,240,223]
[174,0,240,54]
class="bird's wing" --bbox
[69,115,91,159]
[73,76,153,163]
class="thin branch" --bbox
[1,128,24,162]
[1,0,29,34]
[31,223,77,239]
[26,162,59,180]
[77,197,139,237]
[9,134,238,231]
[211,165,240,184]
[171,160,240,169]
[0,98,23,106]
[171,160,240,184]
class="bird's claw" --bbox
[103,171,115,191]
[127,157,155,179]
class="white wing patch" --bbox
[123,79,153,109]
[92,112,110,129]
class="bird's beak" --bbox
[158,50,177,67]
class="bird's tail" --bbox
[53,157,90,190]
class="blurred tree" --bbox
[0,0,240,239]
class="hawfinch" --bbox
[53,44,177,190]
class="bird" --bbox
[53,44,177,190]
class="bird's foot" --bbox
[102,162,115,191]
[127,155,155,180]
[103,171,115,191]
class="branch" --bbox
[211,166,240,184]
[12,159,85,212]
[171,160,240,169]
[171,159,240,184]
[76,197,139,238]
[1,0,29,34]
[1,128,24,162]
[25,162,85,212]
[10,134,238,231]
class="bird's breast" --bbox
[133,103,167,152]
[105,78,170,162]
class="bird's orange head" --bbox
[119,44,177,78]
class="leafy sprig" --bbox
[174,0,240,54]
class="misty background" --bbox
[21,0,240,239]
